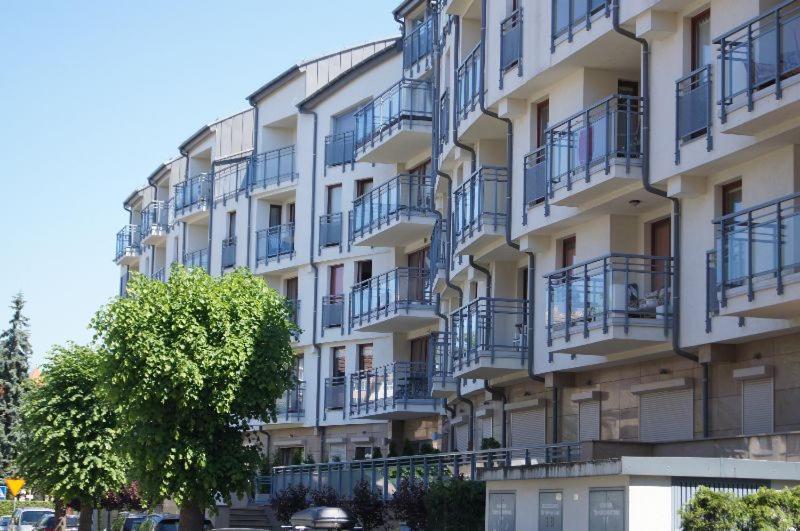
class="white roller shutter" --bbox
[455,423,469,451]
[742,378,773,435]
[639,388,693,442]
[483,417,494,440]
[511,408,546,449]
[579,400,600,441]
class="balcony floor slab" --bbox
[452,353,527,380]
[351,308,438,333]
[351,216,436,248]
[719,271,800,320]
[549,319,671,356]
[356,121,432,164]
[349,401,441,420]
[550,164,642,207]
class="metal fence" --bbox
[349,174,434,242]
[675,65,713,164]
[450,298,528,373]
[545,253,673,345]
[213,158,249,203]
[349,361,437,417]
[324,376,347,420]
[255,223,295,266]
[452,166,508,245]
[354,79,433,152]
[715,0,800,123]
[438,91,450,153]
[349,267,433,328]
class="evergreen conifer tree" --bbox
[0,293,32,474]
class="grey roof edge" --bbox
[393,0,425,19]
[246,65,303,106]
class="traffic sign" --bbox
[5,479,24,498]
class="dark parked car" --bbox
[34,515,78,531]
[111,513,147,531]
[0,515,11,531]
[138,514,212,531]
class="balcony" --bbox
[499,8,523,87]
[712,192,800,319]
[452,166,507,256]
[318,213,343,253]
[348,174,436,248]
[249,146,297,199]
[255,223,295,270]
[183,248,209,270]
[324,132,355,171]
[403,17,433,76]
[429,331,456,397]
[716,1,800,135]
[456,43,481,125]
[213,158,249,204]
[450,298,528,379]
[140,201,169,245]
[174,173,212,222]
[349,362,440,420]
[354,79,433,164]
[272,382,305,426]
[115,225,141,265]
[221,237,237,269]
[551,0,610,52]
[545,254,672,356]
[321,295,345,331]
[675,65,713,165]
[536,94,643,209]
[349,267,437,333]
[323,376,346,421]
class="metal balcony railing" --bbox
[267,444,582,501]
[349,174,434,242]
[403,17,434,71]
[115,225,141,261]
[712,191,800,307]
[675,65,713,164]
[354,79,433,152]
[500,8,523,86]
[174,173,212,217]
[450,298,528,373]
[349,267,433,328]
[183,248,209,270]
[255,223,295,266]
[456,43,481,123]
[349,361,435,417]
[322,294,345,329]
[285,298,300,330]
[551,0,610,52]
[275,381,305,422]
[152,267,166,283]
[545,254,673,345]
[523,145,548,213]
[429,331,454,389]
[430,218,449,279]
[139,201,169,238]
[324,376,347,415]
[438,91,450,152]
[546,94,643,194]
[221,237,237,269]
[452,166,508,245]
[250,146,297,191]
[319,212,343,252]
[715,0,800,123]
[213,158,249,203]
[325,131,356,169]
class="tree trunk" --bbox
[178,502,204,531]
[78,502,93,531]
[54,500,67,531]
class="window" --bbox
[409,159,432,176]
[354,446,378,460]
[650,218,671,292]
[327,184,342,214]
[560,236,576,268]
[356,178,374,197]
[536,100,550,149]
[588,490,625,531]
[226,211,236,239]
[286,277,298,300]
[722,179,743,216]
[691,9,712,70]
[294,355,304,380]
[617,80,639,97]
[333,108,358,135]
[288,203,296,223]
[407,247,429,269]
[410,336,428,365]
[269,205,282,227]
[332,346,346,378]
[358,343,373,371]
[329,264,344,296]
[356,260,372,282]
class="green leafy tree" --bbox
[15,344,128,531]
[0,292,32,474]
[92,266,296,531]
[679,486,747,531]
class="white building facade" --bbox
[116,0,800,528]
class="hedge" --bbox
[0,500,53,516]
[681,486,800,530]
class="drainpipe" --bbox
[444,403,457,452]
[468,255,492,298]
[207,161,217,275]
[455,383,475,451]
[702,362,710,438]
[247,103,259,269]
[478,0,543,386]
[552,386,559,444]
[299,107,325,457]
[483,381,507,447]
[453,15,477,171]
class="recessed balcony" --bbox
[183,247,209,270]
[324,132,355,172]
[452,166,508,257]
[249,146,298,199]
[403,17,433,77]
[711,192,800,319]
[255,223,296,273]
[271,381,305,427]
[545,254,673,356]
[140,201,169,245]
[717,1,800,136]
[174,174,212,223]
[348,174,436,248]
[354,79,433,164]
[318,213,343,253]
[450,297,528,379]
[349,362,440,420]
[429,331,456,397]
[115,225,141,266]
[349,267,437,333]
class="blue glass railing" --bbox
[349,174,434,242]
[349,361,436,417]
[354,79,433,152]
[255,223,295,266]
[115,225,141,261]
[174,173,212,217]
[349,267,433,327]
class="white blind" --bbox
[640,388,693,442]
[742,378,773,435]
[579,400,600,441]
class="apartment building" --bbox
[117,0,800,528]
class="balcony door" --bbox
[330,264,343,297]
[358,343,373,371]
[286,277,298,300]
[651,218,671,293]
[408,247,430,302]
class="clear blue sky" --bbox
[0,0,399,368]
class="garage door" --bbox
[640,388,693,442]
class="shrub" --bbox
[348,480,386,531]
[390,478,427,530]
[425,477,485,530]
[680,487,747,531]
[309,486,340,508]
[480,437,501,450]
[270,485,309,524]
[402,439,416,456]
[742,487,800,530]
